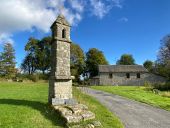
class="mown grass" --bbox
[91,86,170,111]
[73,87,124,128]
[0,82,64,128]
[0,82,123,128]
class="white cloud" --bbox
[68,0,84,13]
[0,0,84,44]
[111,0,123,8]
[0,33,14,45]
[118,17,128,22]
[90,0,110,19]
[0,0,124,44]
[90,0,123,19]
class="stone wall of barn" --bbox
[98,72,166,86]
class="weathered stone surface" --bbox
[65,99,78,105]
[54,104,95,124]
[48,15,74,105]
[85,124,95,128]
[70,104,88,114]
[91,72,166,86]
[65,115,83,123]
[82,111,95,121]
[92,121,102,127]
[52,98,65,105]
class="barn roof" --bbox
[99,65,148,73]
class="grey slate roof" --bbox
[99,65,148,73]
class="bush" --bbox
[153,82,170,91]
[144,81,152,88]
[15,73,49,82]
[38,73,49,80]
[28,74,39,82]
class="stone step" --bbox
[54,104,95,124]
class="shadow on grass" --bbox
[0,99,66,127]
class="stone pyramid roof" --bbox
[51,14,70,28]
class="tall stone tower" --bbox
[49,14,73,105]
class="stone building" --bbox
[90,65,166,86]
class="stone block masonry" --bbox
[48,14,99,127]
[48,14,73,105]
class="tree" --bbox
[143,60,154,72]
[37,37,51,74]
[70,43,85,82]
[21,37,39,74]
[86,48,108,78]
[156,34,170,78]
[116,54,135,65]
[21,54,37,74]
[21,37,51,74]
[0,43,16,79]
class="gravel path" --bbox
[79,87,170,128]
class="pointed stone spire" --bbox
[51,14,70,29]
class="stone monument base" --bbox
[52,98,77,105]
[53,104,101,128]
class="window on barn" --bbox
[126,73,130,79]
[62,29,66,38]
[137,73,140,78]
[109,73,113,79]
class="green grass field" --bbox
[91,86,170,111]
[73,87,124,128]
[0,82,123,128]
[0,82,64,128]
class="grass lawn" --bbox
[0,82,65,128]
[0,82,123,128]
[91,86,170,111]
[73,87,124,128]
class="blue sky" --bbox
[0,0,170,67]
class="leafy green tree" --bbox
[21,37,39,74]
[37,37,51,74]
[70,43,85,82]
[116,54,135,65]
[143,60,154,72]
[21,54,37,74]
[21,37,51,74]
[86,48,108,78]
[0,53,3,76]
[0,43,16,79]
[156,34,170,78]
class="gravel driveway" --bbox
[80,87,170,128]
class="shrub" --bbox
[28,75,39,82]
[144,82,153,91]
[153,82,170,91]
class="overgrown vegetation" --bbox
[152,82,170,91]
[91,86,170,111]
[73,87,124,128]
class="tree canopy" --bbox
[0,43,16,79]
[70,43,85,82]
[116,54,135,65]
[86,48,108,78]
[143,60,154,72]
[21,37,52,74]
[155,34,170,78]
